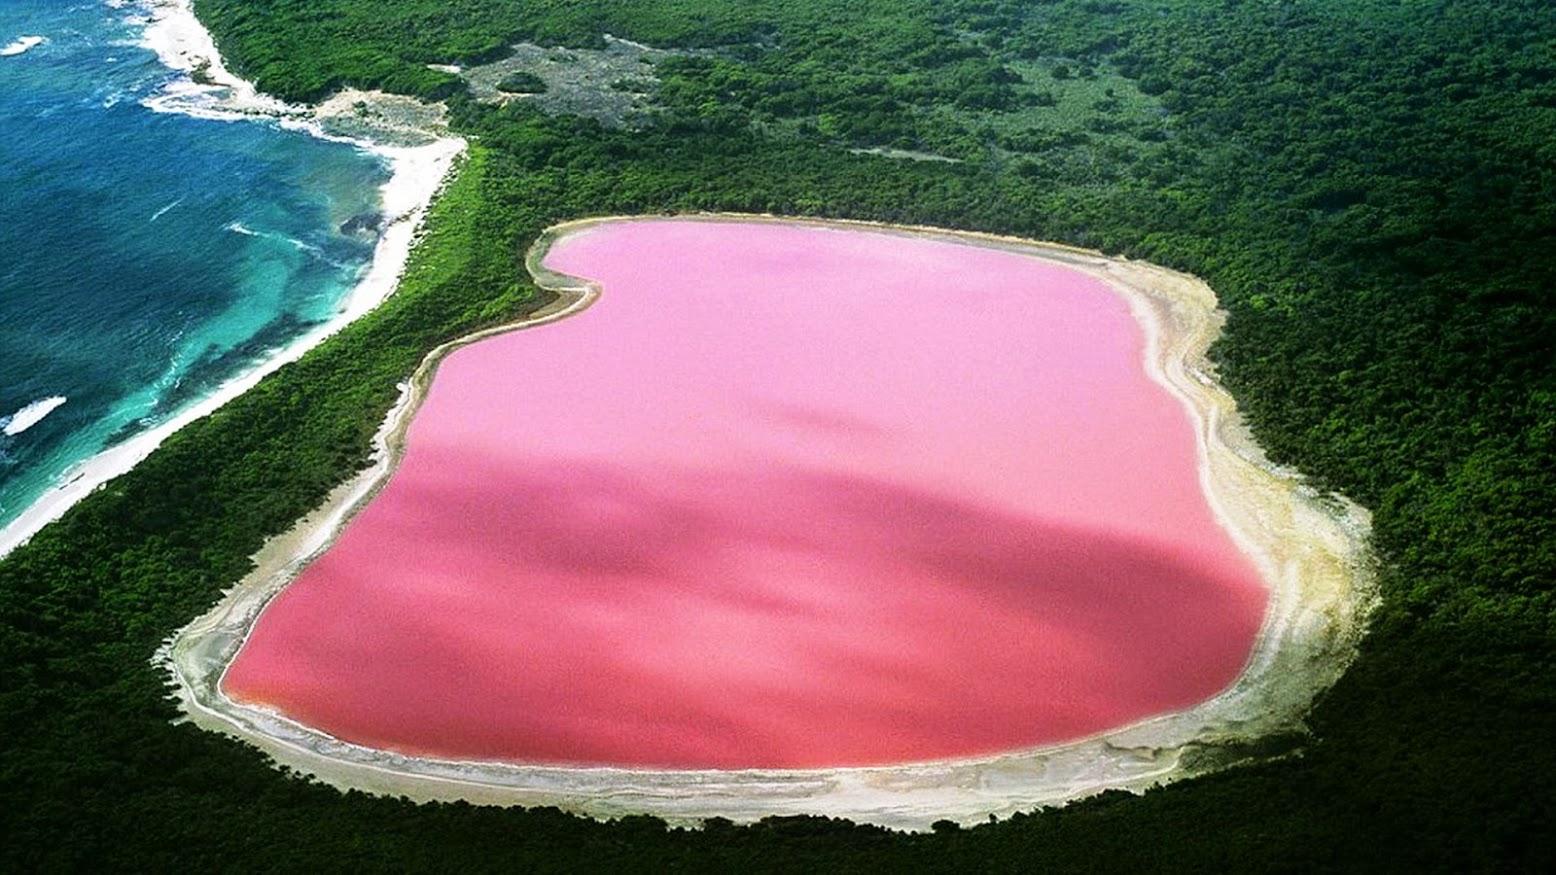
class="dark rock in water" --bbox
[339,212,383,236]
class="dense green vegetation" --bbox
[495,71,546,94]
[4,0,1554,869]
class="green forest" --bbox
[3,0,1553,869]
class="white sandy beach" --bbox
[0,0,465,559]
[162,214,1377,832]
[138,0,295,117]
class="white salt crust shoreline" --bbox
[162,214,1377,832]
[0,0,466,559]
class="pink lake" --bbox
[223,220,1268,770]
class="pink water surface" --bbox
[223,220,1268,770]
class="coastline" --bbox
[139,0,297,119]
[0,0,466,559]
[163,214,1376,832]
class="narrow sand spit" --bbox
[0,1,465,558]
[161,215,1376,831]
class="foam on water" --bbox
[1,36,46,57]
[2,397,67,437]
[149,197,182,221]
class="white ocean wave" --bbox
[150,198,184,221]
[2,397,68,437]
[286,236,324,256]
[1,36,47,57]
[224,221,326,257]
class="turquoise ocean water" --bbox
[0,1,388,530]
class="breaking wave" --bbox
[2,397,67,437]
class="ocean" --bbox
[0,1,389,534]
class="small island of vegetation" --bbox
[494,71,547,94]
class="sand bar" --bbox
[163,215,1375,831]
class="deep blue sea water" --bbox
[0,1,388,530]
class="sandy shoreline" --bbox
[162,214,1376,831]
[138,0,296,118]
[0,0,465,559]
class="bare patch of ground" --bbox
[311,89,451,147]
[456,37,682,129]
[848,146,965,164]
